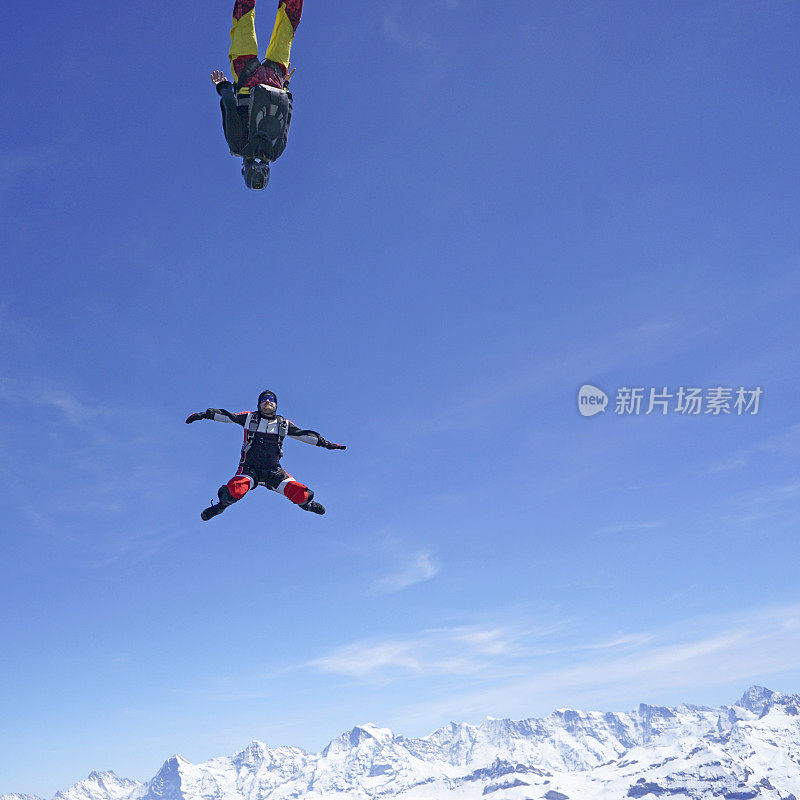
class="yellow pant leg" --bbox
[264,3,295,69]
[229,9,259,83]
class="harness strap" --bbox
[242,414,288,452]
[234,56,262,94]
[234,57,290,94]
[241,412,254,455]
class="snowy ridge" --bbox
[5,687,800,800]
[54,772,145,800]
[3,795,45,800]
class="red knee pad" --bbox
[283,481,309,505]
[227,475,252,500]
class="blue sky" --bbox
[2,0,800,795]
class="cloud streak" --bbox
[309,621,532,680]
[593,520,663,537]
[421,321,681,433]
[0,376,106,425]
[308,603,800,725]
[370,550,440,594]
[704,423,800,475]
[411,604,800,726]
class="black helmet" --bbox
[242,158,270,190]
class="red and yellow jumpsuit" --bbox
[229,0,303,92]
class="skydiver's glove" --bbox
[320,439,346,450]
[215,80,235,98]
[185,410,213,423]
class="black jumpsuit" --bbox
[204,408,331,508]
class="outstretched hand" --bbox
[285,62,296,84]
[210,70,228,85]
[325,442,346,450]
[185,412,205,424]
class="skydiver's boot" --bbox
[201,485,236,521]
[296,486,325,515]
[201,503,225,521]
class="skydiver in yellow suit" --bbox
[211,0,303,190]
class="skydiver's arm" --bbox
[208,408,248,425]
[212,70,248,156]
[286,422,346,449]
[185,409,248,426]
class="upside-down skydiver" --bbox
[211,0,303,189]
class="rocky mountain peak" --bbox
[736,685,778,715]
[322,723,394,756]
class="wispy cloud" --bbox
[421,320,680,433]
[579,632,655,651]
[310,640,425,679]
[0,367,196,565]
[453,627,518,656]
[0,376,106,424]
[707,481,800,531]
[761,424,800,456]
[594,520,663,537]
[417,265,800,438]
[307,603,800,726]
[389,603,800,726]
[704,422,800,474]
[371,549,440,594]
[705,455,749,474]
[0,303,202,568]
[309,621,532,681]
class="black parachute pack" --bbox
[241,83,293,163]
[218,58,293,162]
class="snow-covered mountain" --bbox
[6,686,800,800]
[54,772,145,800]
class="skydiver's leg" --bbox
[229,0,260,88]
[263,0,303,81]
[266,466,322,512]
[201,473,253,520]
[226,474,254,502]
[271,467,311,505]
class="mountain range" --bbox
[5,686,800,800]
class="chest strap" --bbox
[243,414,288,453]
[234,57,263,94]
